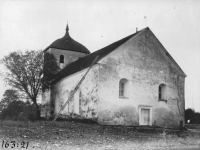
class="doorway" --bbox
[139,106,152,126]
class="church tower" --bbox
[44,24,90,69]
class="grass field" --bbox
[0,121,200,150]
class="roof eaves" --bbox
[45,46,90,54]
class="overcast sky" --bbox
[0,0,200,112]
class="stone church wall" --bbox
[97,29,185,128]
[50,65,99,120]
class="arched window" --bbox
[60,55,64,63]
[158,84,167,100]
[119,79,129,98]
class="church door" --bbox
[140,108,150,125]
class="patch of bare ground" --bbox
[0,121,200,150]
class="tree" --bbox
[1,50,59,119]
[0,89,19,112]
[42,51,60,91]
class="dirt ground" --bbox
[0,121,200,150]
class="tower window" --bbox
[119,79,129,98]
[60,55,64,63]
[158,84,167,100]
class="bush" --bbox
[17,112,27,121]
[23,102,37,122]
[185,108,200,124]
[0,100,37,121]
[0,101,25,120]
[190,117,200,124]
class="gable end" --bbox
[146,28,186,77]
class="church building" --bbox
[42,24,186,128]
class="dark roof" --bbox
[44,25,90,54]
[52,28,142,83]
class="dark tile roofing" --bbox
[44,25,90,54]
[52,29,143,83]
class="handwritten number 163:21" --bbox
[2,140,29,149]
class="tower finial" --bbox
[64,22,70,38]
[66,22,69,31]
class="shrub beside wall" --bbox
[0,101,37,121]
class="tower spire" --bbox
[66,23,69,31]
[64,22,70,38]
